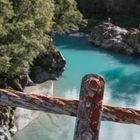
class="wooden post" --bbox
[73,74,105,140]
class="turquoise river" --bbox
[13,36,140,140]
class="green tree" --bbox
[53,0,87,33]
[0,0,85,86]
[0,0,55,78]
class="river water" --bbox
[13,36,140,140]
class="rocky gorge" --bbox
[89,22,140,56]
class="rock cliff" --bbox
[30,47,66,83]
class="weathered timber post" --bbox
[73,74,105,140]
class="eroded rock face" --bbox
[89,22,140,56]
[30,47,66,83]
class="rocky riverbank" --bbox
[89,22,140,56]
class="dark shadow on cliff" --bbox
[101,68,140,101]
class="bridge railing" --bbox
[0,74,140,140]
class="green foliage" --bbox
[53,0,87,33]
[0,0,85,81]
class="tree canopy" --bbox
[0,0,86,83]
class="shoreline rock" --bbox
[89,22,140,56]
[30,47,66,83]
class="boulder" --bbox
[89,22,140,56]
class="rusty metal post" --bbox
[73,74,105,140]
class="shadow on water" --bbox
[54,36,140,67]
[102,68,140,103]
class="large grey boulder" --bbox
[89,22,140,56]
